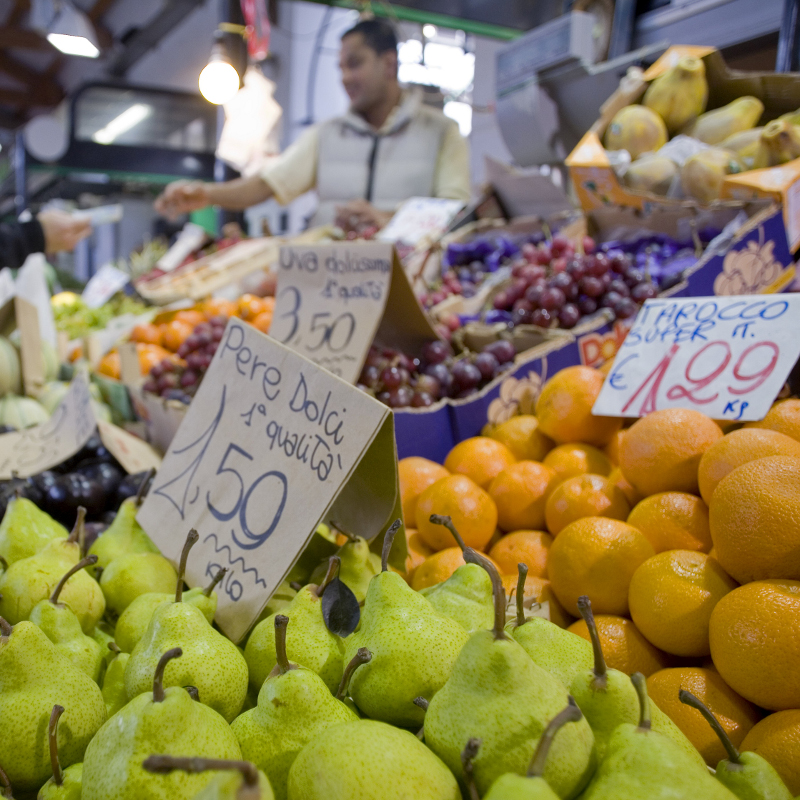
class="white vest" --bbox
[315,91,452,225]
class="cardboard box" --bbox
[566,46,800,249]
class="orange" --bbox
[603,429,625,466]
[547,517,655,616]
[535,365,622,446]
[542,443,613,484]
[488,415,554,461]
[202,298,237,318]
[627,492,712,553]
[137,343,173,375]
[97,350,121,379]
[568,614,670,676]
[741,710,800,794]
[709,579,800,710]
[237,293,268,321]
[444,437,516,489]
[251,311,273,334]
[173,309,205,327]
[745,399,800,443]
[646,668,760,766]
[544,473,630,536]
[162,319,194,352]
[502,573,573,629]
[411,547,501,591]
[404,529,434,583]
[129,323,163,346]
[628,550,737,657]
[399,457,450,526]
[698,428,800,504]
[608,466,643,508]
[415,474,498,552]
[489,530,553,578]
[619,408,723,496]
[709,455,800,583]
[488,461,557,532]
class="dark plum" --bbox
[45,473,106,522]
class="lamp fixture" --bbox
[92,104,152,144]
[46,1,100,58]
[199,31,240,105]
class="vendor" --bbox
[155,18,471,229]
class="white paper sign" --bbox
[82,263,131,309]
[137,318,397,642]
[593,295,800,422]
[377,197,464,248]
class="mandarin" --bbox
[399,457,450,526]
[544,473,630,536]
[542,443,612,484]
[129,323,163,346]
[627,491,712,553]
[411,547,501,591]
[619,408,723,496]
[444,436,516,489]
[535,366,622,446]
[403,529,434,583]
[745,398,800,443]
[741,710,800,795]
[502,573,572,629]
[251,311,273,333]
[488,461,557,532]
[488,415,554,461]
[603,429,625,466]
[173,309,205,327]
[547,517,654,616]
[608,466,643,507]
[489,530,552,579]
[162,319,194,352]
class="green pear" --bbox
[0,617,106,791]
[82,648,242,800]
[0,495,68,565]
[423,550,595,798]
[124,532,248,722]
[232,615,360,800]
[92,621,117,672]
[482,700,584,800]
[87,470,159,578]
[0,765,12,799]
[570,596,707,768]
[287,719,460,800]
[581,674,738,800]
[143,756,274,800]
[29,556,105,682]
[679,690,793,800]
[115,566,226,653]
[0,508,104,632]
[101,643,130,718]
[256,581,296,622]
[245,558,345,694]
[100,551,178,617]
[37,705,83,800]
[310,531,378,602]
[343,521,469,728]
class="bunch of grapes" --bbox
[491,234,658,329]
[142,315,228,402]
[358,338,517,409]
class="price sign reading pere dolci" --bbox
[593,295,800,421]
[137,318,399,643]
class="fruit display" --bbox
[603,54,800,202]
[52,292,150,341]
[0,357,798,800]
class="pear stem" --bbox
[0,617,11,640]
[289,581,303,592]
[204,567,227,597]
[631,673,651,731]
[336,647,372,699]
[679,690,740,763]
[528,698,583,777]
[135,468,156,507]
[48,705,65,786]
[50,555,97,605]
[152,647,182,702]
[516,563,528,627]
[381,519,402,573]
[0,765,11,800]
[429,514,468,551]
[0,556,6,571]
[274,615,291,675]
[175,530,199,603]
[185,686,200,701]
[331,522,358,542]
[66,507,86,544]
[577,595,607,691]
[461,738,481,800]
[464,548,507,640]
[142,756,259,789]
[413,696,429,711]
[108,642,121,654]
[315,556,341,598]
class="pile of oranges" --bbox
[399,364,800,793]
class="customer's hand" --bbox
[335,199,393,234]
[37,210,91,253]
[155,180,211,219]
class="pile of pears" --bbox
[0,487,795,800]
[604,55,800,203]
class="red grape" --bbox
[624,268,645,287]
[558,303,581,329]
[425,362,452,394]
[143,378,158,394]
[540,287,566,311]
[531,308,553,327]
[551,236,570,256]
[607,278,630,297]
[388,386,414,408]
[474,352,499,381]
[551,257,568,273]
[186,352,205,371]
[601,291,623,310]
[615,298,639,319]
[421,340,451,365]
[157,373,179,392]
[582,235,596,254]
[484,340,515,365]
[180,370,198,388]
[360,365,380,387]
[631,282,658,301]
[411,391,435,408]
[380,366,403,389]
[580,276,604,298]
[415,374,441,399]
[525,282,545,306]
[452,361,482,392]
[578,295,598,315]
[493,291,510,310]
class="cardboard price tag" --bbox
[82,263,131,309]
[136,318,399,643]
[271,242,438,384]
[377,197,464,248]
[593,295,800,422]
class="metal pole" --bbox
[776,0,800,72]
[607,0,638,60]
[14,130,26,217]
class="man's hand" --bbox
[335,199,393,234]
[154,180,211,219]
[37,210,91,253]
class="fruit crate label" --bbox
[593,295,800,422]
[271,242,438,384]
[137,318,399,643]
[81,263,131,309]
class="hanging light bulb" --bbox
[199,33,240,105]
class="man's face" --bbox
[339,33,397,113]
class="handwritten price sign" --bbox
[137,319,399,642]
[593,295,800,421]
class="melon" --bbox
[0,337,22,397]
[91,399,112,422]
[37,381,102,414]
[41,340,59,382]
[0,394,49,429]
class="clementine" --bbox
[488,461,557,532]
[544,473,630,535]
[502,573,573,628]
[745,398,800,443]
[542,443,612,484]
[162,319,194,352]
[488,415,554,461]
[399,457,450,526]
[444,437,516,489]
[411,547,501,591]
[489,530,552,579]
[741,710,800,794]
[129,323,163,346]
[627,491,712,553]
